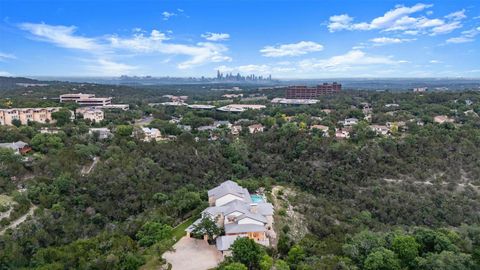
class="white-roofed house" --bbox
[187,180,275,255]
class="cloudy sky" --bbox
[0,0,479,78]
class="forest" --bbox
[0,82,480,269]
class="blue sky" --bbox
[0,0,479,78]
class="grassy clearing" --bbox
[0,195,13,207]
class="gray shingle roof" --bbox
[224,223,267,234]
[216,235,240,251]
[208,180,252,203]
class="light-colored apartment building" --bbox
[76,107,104,122]
[0,107,61,126]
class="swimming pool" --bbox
[251,194,265,203]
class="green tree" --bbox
[231,238,264,269]
[224,262,248,270]
[191,216,221,243]
[136,221,173,247]
[30,133,64,153]
[364,248,401,270]
[259,255,273,270]
[115,125,134,137]
[287,245,306,268]
[11,118,22,127]
[274,260,290,270]
[392,235,420,268]
[416,251,475,270]
[51,109,72,126]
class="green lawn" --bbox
[140,215,198,270]
[172,215,197,241]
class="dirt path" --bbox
[0,205,37,235]
[81,156,99,176]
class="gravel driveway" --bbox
[163,237,223,270]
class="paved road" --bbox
[135,116,154,127]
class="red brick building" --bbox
[285,83,341,99]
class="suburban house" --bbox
[186,180,275,256]
[0,141,31,155]
[310,124,329,135]
[89,128,113,140]
[231,125,242,135]
[248,124,264,134]
[76,107,104,122]
[434,115,454,124]
[214,121,233,129]
[335,128,350,139]
[386,121,407,132]
[370,124,390,135]
[141,127,162,142]
[342,117,358,126]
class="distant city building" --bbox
[222,93,243,98]
[285,83,341,99]
[60,93,113,107]
[271,98,319,105]
[216,70,273,82]
[413,87,428,93]
[60,93,95,103]
[162,95,188,102]
[187,104,216,110]
[0,107,61,126]
[217,104,266,112]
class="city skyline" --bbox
[0,0,479,78]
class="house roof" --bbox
[216,235,240,251]
[224,223,267,234]
[208,180,251,201]
[236,212,268,223]
[0,141,28,151]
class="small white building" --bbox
[248,124,264,134]
[343,118,358,126]
[141,127,162,142]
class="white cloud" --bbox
[162,11,176,20]
[0,71,13,76]
[201,32,230,41]
[446,36,474,43]
[298,50,401,71]
[369,37,415,45]
[85,58,138,76]
[18,22,232,69]
[260,41,324,57]
[430,21,462,35]
[446,26,480,43]
[445,9,466,21]
[0,52,16,61]
[327,4,465,36]
[19,23,101,50]
[328,14,354,32]
[429,60,442,64]
[328,3,432,32]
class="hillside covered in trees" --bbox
[1,83,480,269]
